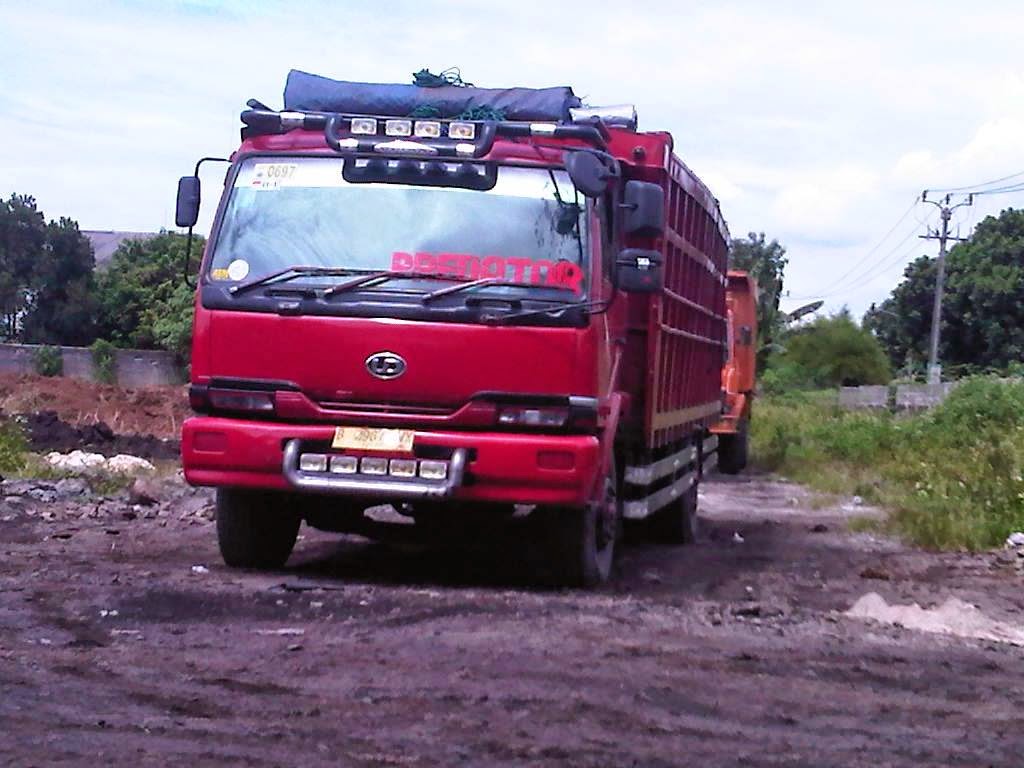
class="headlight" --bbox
[206,388,275,414]
[496,406,569,427]
[492,396,599,431]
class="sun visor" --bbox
[283,70,582,122]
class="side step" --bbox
[623,471,695,520]
[622,437,718,521]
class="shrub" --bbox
[758,361,812,396]
[0,419,28,474]
[33,345,63,377]
[783,311,891,387]
[750,377,1024,550]
[90,338,117,384]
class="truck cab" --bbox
[177,74,731,587]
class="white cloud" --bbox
[1,0,1023,316]
[771,165,880,237]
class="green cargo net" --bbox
[409,68,506,121]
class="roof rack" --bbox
[240,107,612,159]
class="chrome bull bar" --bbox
[282,439,467,499]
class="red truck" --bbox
[175,73,737,586]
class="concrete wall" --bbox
[838,385,889,409]
[61,347,97,380]
[0,343,38,375]
[0,342,180,387]
[114,349,181,388]
[838,381,962,411]
[895,382,959,410]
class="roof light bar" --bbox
[414,120,441,138]
[373,139,439,156]
[350,117,378,135]
[385,119,412,137]
[448,122,476,140]
[279,111,307,130]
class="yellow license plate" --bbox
[331,427,414,452]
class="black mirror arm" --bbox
[182,156,230,288]
[183,226,197,289]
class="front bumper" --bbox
[182,416,601,506]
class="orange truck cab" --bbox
[711,271,757,473]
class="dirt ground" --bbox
[2,473,1023,767]
[0,374,188,439]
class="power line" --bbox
[928,169,1024,194]
[788,209,935,300]
[789,238,926,302]
[973,182,1024,197]
[806,196,921,295]
[783,168,1024,304]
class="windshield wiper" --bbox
[420,277,577,305]
[229,266,378,296]
[481,299,609,325]
[324,271,479,298]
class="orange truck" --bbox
[711,271,758,474]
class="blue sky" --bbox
[2,0,1023,315]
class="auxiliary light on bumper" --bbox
[283,441,465,500]
[297,452,448,481]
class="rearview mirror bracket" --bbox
[177,156,229,288]
[565,150,620,198]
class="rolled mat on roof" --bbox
[283,70,582,122]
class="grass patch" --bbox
[0,419,29,474]
[751,377,1024,550]
[33,345,63,377]
[90,339,117,384]
[848,516,883,533]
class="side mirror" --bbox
[622,181,664,237]
[175,176,201,228]
[565,152,612,198]
[616,248,663,293]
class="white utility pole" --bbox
[920,191,973,385]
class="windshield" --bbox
[208,157,588,295]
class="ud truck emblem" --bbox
[365,351,406,379]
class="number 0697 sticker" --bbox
[250,163,297,189]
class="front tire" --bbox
[216,488,301,569]
[542,460,621,588]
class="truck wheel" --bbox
[649,481,699,544]
[544,463,620,588]
[718,419,749,475]
[216,488,301,569]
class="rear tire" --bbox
[718,419,750,475]
[648,481,699,544]
[216,488,301,569]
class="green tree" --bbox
[94,232,201,360]
[21,217,96,345]
[862,255,935,375]
[943,208,1024,371]
[783,309,891,387]
[0,194,46,339]
[730,232,788,366]
[865,208,1024,375]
